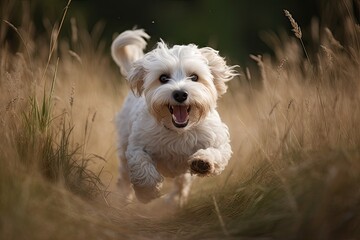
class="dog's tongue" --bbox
[172,105,188,123]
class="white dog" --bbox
[111,29,237,205]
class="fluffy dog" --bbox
[111,29,237,205]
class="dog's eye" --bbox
[159,74,170,84]
[190,74,198,82]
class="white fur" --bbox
[111,29,237,205]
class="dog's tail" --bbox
[111,29,150,76]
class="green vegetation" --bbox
[0,1,359,239]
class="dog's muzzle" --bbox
[168,90,191,128]
[168,104,190,128]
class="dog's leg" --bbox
[165,173,193,207]
[176,173,193,207]
[189,142,232,177]
[126,148,164,203]
[117,156,134,201]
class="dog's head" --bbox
[126,41,237,131]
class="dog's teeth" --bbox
[187,106,191,113]
[169,105,174,114]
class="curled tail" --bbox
[111,29,150,76]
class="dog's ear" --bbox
[127,60,145,96]
[200,47,238,96]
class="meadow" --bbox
[0,1,359,239]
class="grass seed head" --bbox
[284,9,302,39]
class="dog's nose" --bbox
[172,90,188,103]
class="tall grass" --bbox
[0,1,118,239]
[1,1,360,239]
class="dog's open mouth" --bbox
[168,105,190,128]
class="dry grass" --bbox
[1,1,360,239]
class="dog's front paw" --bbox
[189,158,214,176]
[133,184,162,203]
[191,159,211,174]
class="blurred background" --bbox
[4,0,359,66]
